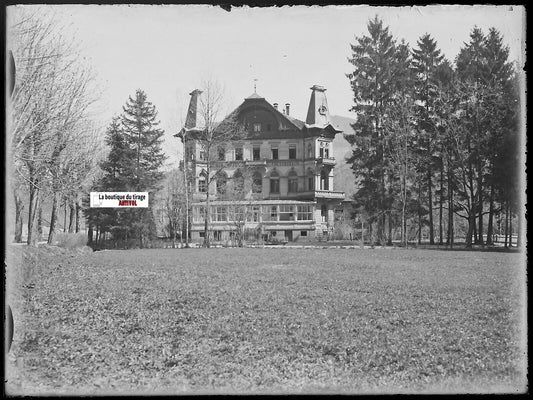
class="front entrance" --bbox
[284,230,293,242]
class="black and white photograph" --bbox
[4,3,527,395]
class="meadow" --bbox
[5,245,527,394]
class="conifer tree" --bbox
[120,89,166,247]
[85,90,166,247]
[346,16,407,245]
[412,33,446,245]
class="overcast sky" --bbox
[7,4,526,167]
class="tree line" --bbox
[8,10,103,246]
[346,16,522,248]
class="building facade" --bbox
[178,85,345,243]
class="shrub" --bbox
[54,232,87,249]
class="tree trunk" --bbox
[504,201,509,248]
[68,201,75,233]
[14,189,24,243]
[418,181,422,245]
[204,160,211,248]
[37,204,43,241]
[88,222,93,244]
[427,169,434,245]
[63,199,68,232]
[75,198,81,233]
[447,163,454,248]
[509,207,513,248]
[27,184,40,246]
[48,191,60,244]
[439,158,444,245]
[183,154,190,248]
[486,183,495,245]
[516,205,522,248]
[465,212,475,248]
[477,166,484,246]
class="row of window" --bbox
[191,142,331,162]
[192,204,314,223]
[198,170,331,194]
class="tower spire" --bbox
[253,78,258,93]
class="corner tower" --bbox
[305,85,331,128]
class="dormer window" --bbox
[253,122,261,132]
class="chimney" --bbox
[285,103,290,116]
[273,102,278,110]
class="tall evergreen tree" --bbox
[412,33,445,245]
[85,90,166,248]
[120,89,166,247]
[346,16,406,245]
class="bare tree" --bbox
[178,80,246,248]
[8,8,99,245]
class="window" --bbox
[213,231,222,241]
[199,231,205,238]
[319,147,324,158]
[288,178,298,193]
[279,205,295,221]
[308,176,314,191]
[235,146,243,161]
[252,206,260,222]
[300,231,308,237]
[253,145,261,160]
[270,206,278,221]
[252,171,262,193]
[217,173,227,194]
[199,149,206,161]
[194,206,206,223]
[320,169,329,190]
[253,122,261,132]
[270,179,280,194]
[218,146,225,161]
[231,205,245,222]
[198,176,207,193]
[215,206,227,222]
[324,147,329,158]
[289,144,297,159]
[246,206,260,222]
[321,205,327,222]
[271,145,279,160]
[297,205,313,221]
[233,170,244,195]
[269,170,280,194]
[307,143,313,158]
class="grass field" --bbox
[5,245,527,394]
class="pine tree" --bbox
[346,16,406,245]
[85,90,166,248]
[412,33,446,245]
[120,89,167,247]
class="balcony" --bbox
[316,156,336,166]
[314,190,345,200]
[245,159,267,167]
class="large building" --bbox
[177,85,345,243]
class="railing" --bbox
[314,190,345,199]
[316,156,336,165]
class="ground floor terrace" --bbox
[190,199,342,243]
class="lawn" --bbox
[5,245,527,395]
